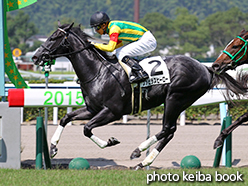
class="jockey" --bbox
[90,11,157,83]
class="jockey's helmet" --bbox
[90,11,110,27]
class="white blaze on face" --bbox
[217,39,234,59]
[224,39,234,51]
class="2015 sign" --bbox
[44,90,84,106]
[8,89,85,107]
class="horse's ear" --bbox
[244,31,248,40]
[58,20,61,27]
[64,22,74,31]
[68,22,74,30]
[240,29,246,36]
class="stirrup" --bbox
[129,71,148,83]
[129,76,141,84]
[140,71,149,79]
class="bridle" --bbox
[222,36,248,71]
[40,27,91,65]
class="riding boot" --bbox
[122,56,149,83]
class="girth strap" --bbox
[131,84,142,115]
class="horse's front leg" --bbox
[50,107,94,158]
[83,106,121,148]
[214,111,248,149]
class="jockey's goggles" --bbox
[93,24,102,31]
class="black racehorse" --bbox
[212,29,248,149]
[32,23,247,169]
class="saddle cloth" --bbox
[119,56,170,87]
[119,56,171,114]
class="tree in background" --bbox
[139,7,248,60]
[139,8,212,59]
[140,12,174,55]
[7,11,39,54]
[202,7,248,58]
[172,8,210,59]
[7,5,248,60]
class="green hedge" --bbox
[23,107,75,121]
[186,101,248,121]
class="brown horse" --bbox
[212,29,248,149]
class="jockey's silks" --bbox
[94,20,148,52]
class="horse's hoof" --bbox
[107,137,120,147]
[131,163,144,171]
[130,148,141,160]
[50,144,58,158]
[213,139,224,149]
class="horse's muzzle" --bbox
[31,55,39,65]
[32,53,51,66]
[212,63,220,72]
[32,56,44,66]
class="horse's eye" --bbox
[50,32,63,40]
[232,45,239,49]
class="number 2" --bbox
[149,60,163,76]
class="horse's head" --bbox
[32,23,75,66]
[212,30,248,74]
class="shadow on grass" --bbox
[21,158,131,170]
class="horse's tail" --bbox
[210,69,248,104]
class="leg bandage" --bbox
[142,148,159,167]
[90,135,108,149]
[51,125,64,145]
[138,135,158,151]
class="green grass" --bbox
[0,167,247,186]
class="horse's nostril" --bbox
[212,63,220,71]
[31,56,39,65]
[32,56,37,61]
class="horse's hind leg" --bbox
[50,107,94,158]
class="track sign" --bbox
[12,48,22,57]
